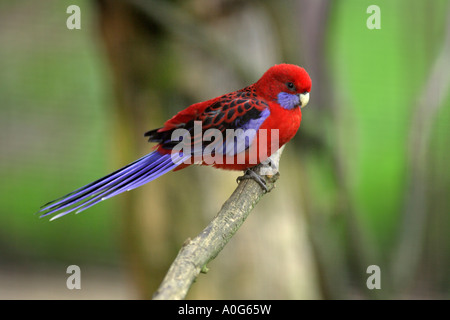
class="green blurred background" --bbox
[0,0,449,299]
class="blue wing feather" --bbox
[39,151,188,220]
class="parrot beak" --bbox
[299,92,310,108]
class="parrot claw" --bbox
[236,169,268,192]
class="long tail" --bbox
[38,151,187,220]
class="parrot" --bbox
[38,63,311,220]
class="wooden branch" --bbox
[152,147,285,300]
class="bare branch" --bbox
[152,147,285,300]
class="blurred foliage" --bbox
[0,0,121,265]
[0,0,449,299]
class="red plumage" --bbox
[148,63,311,171]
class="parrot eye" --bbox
[286,82,296,91]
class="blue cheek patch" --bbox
[277,92,300,110]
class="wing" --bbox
[145,89,270,157]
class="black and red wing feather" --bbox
[144,89,270,156]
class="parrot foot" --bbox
[236,168,268,193]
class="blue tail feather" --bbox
[38,151,187,220]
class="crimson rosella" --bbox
[39,63,311,220]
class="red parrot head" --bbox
[255,63,311,110]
